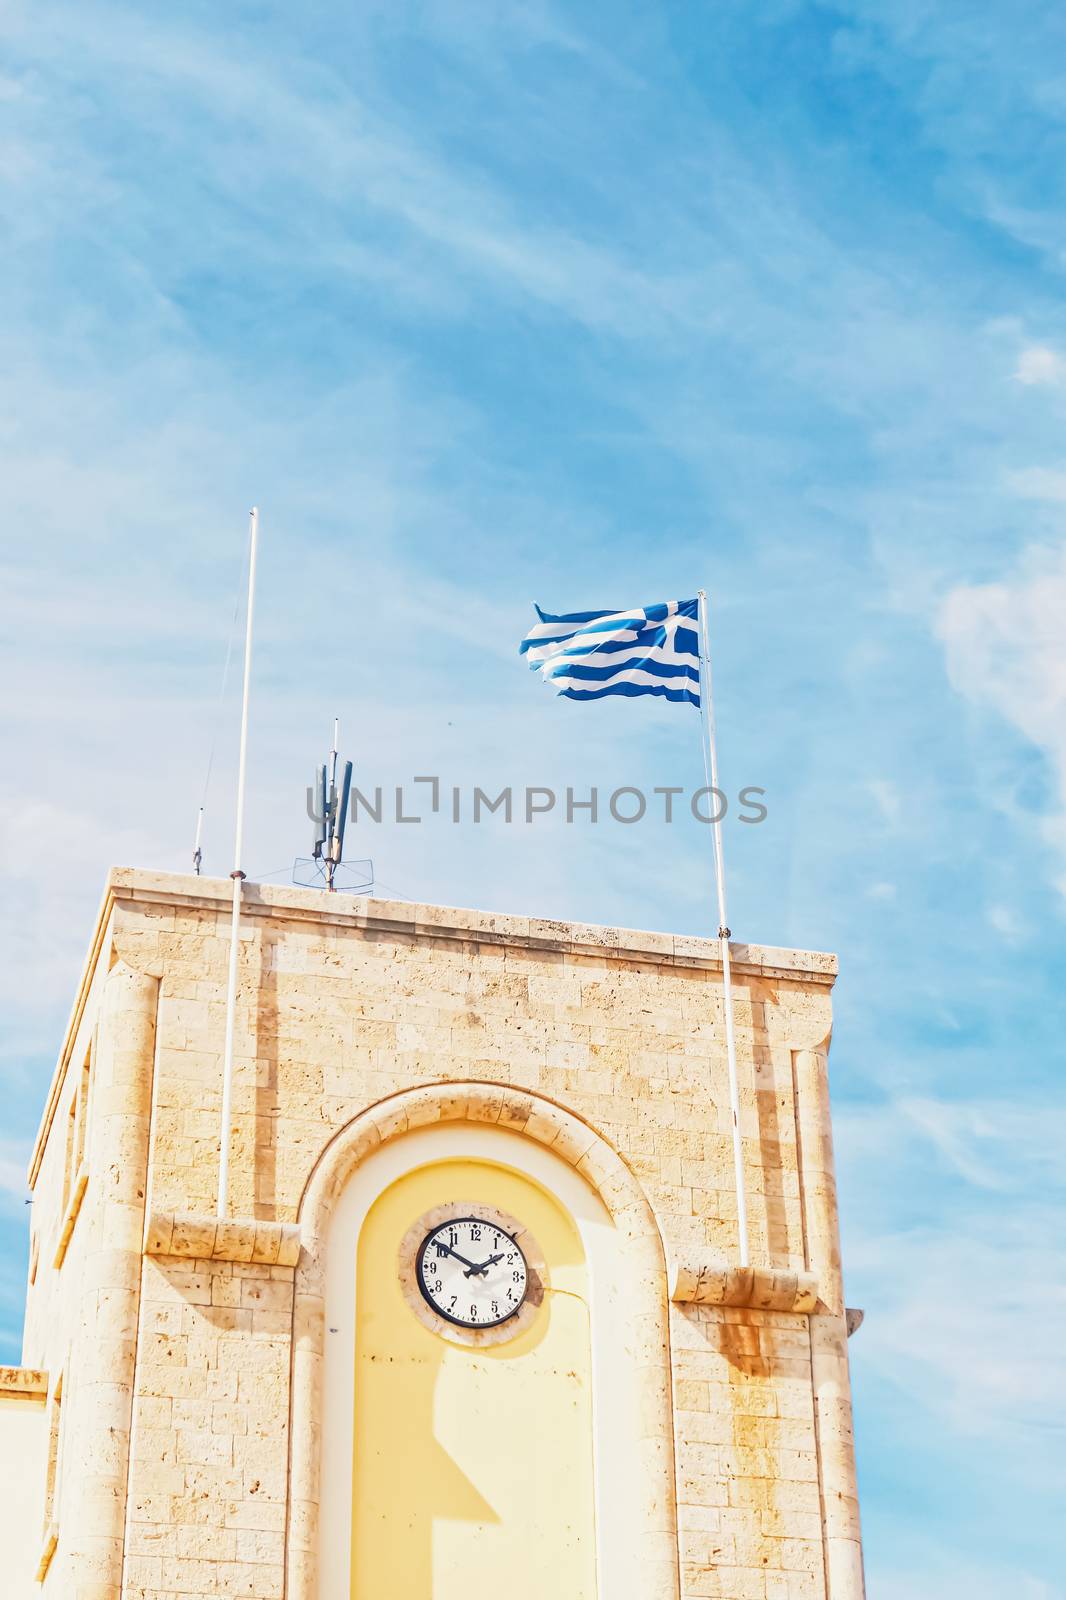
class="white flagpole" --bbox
[696,589,750,1268]
[217,506,259,1220]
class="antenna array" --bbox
[294,720,372,894]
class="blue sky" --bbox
[2,2,1065,1592]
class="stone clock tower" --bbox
[0,867,865,1599]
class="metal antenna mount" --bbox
[298,719,370,895]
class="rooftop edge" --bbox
[108,866,839,980]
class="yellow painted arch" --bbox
[288,1082,681,1600]
[352,1157,597,1598]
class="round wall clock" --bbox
[416,1215,527,1328]
[398,1201,546,1347]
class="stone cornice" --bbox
[0,1366,48,1401]
[144,1211,301,1268]
[108,866,839,983]
[670,1261,820,1314]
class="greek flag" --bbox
[520,598,701,706]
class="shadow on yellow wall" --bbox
[353,1157,598,1598]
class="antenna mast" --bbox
[327,720,339,890]
[193,806,205,875]
[217,506,259,1221]
[309,718,353,893]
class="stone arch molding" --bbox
[285,1081,681,1600]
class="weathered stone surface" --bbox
[0,1366,48,1400]
[144,1212,300,1268]
[4,867,863,1600]
[672,1263,819,1312]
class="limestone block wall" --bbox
[16,868,864,1600]
[122,1251,294,1598]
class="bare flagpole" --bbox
[217,506,259,1220]
[696,589,749,1268]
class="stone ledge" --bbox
[0,1365,48,1401]
[107,867,839,984]
[52,1168,87,1271]
[670,1262,819,1313]
[36,1523,58,1583]
[144,1210,301,1267]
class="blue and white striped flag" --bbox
[520,598,702,707]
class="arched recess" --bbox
[286,1082,680,1600]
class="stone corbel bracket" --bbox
[671,1261,819,1314]
[0,1365,48,1401]
[144,1210,301,1267]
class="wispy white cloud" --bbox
[0,5,698,346]
[938,543,1066,885]
[1015,343,1066,386]
[855,1213,1066,1446]
[1006,468,1066,502]
[839,1092,1066,1513]
[0,1144,30,1209]
[896,1094,1064,1191]
[874,1545,1062,1600]
[985,902,1026,941]
[866,778,902,829]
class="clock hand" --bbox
[463,1251,505,1277]
[437,1242,483,1273]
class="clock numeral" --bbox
[512,1270,523,1282]
[449,1296,458,1309]
[448,1229,458,1246]
[470,1225,482,1241]
[434,1242,449,1258]
[491,1300,499,1316]
[469,1304,478,1321]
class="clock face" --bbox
[415,1216,528,1329]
